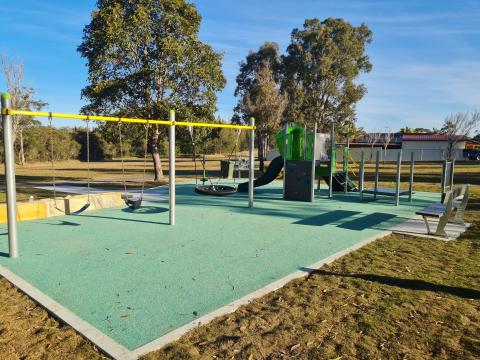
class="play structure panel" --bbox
[284,160,314,202]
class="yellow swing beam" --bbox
[1,109,255,130]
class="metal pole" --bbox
[344,146,348,195]
[169,110,176,225]
[303,124,307,160]
[328,123,334,199]
[359,151,365,201]
[310,122,317,202]
[395,151,402,206]
[374,150,380,200]
[248,117,255,208]
[283,123,288,199]
[451,159,455,189]
[409,152,414,202]
[1,93,18,258]
[441,159,446,201]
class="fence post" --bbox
[1,93,18,258]
[169,110,176,225]
[248,117,255,208]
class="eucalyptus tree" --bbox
[78,0,225,180]
[239,62,286,171]
[282,18,372,131]
[233,42,284,171]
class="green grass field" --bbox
[0,158,478,359]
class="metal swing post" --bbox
[1,93,19,258]
[169,110,176,225]
[248,117,255,208]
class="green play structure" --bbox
[238,124,356,196]
[276,124,336,177]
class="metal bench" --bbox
[427,184,469,226]
[416,190,454,238]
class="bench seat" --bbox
[416,206,445,218]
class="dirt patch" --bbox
[0,279,106,359]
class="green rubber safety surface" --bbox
[0,181,438,350]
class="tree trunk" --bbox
[149,126,164,181]
[19,130,25,166]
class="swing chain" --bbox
[48,113,60,210]
[118,119,128,199]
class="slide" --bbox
[321,172,358,192]
[237,156,284,192]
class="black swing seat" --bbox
[54,202,90,215]
[195,185,237,196]
[124,197,142,210]
[70,203,91,215]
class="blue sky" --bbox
[0,0,479,131]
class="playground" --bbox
[0,178,441,356]
[0,98,475,358]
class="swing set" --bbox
[1,92,256,258]
[48,115,151,213]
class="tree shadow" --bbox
[294,210,360,226]
[301,268,480,299]
[337,212,398,231]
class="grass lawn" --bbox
[0,159,478,359]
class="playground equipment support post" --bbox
[328,123,334,199]
[359,151,365,201]
[374,150,380,200]
[248,117,255,208]
[1,94,18,258]
[409,152,414,202]
[169,110,176,225]
[395,151,402,206]
[283,123,288,199]
[310,122,317,202]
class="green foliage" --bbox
[282,18,372,131]
[75,127,114,161]
[233,42,283,124]
[399,127,432,134]
[21,125,81,162]
[78,0,225,119]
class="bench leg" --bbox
[422,216,432,234]
[454,208,465,225]
[434,214,449,238]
